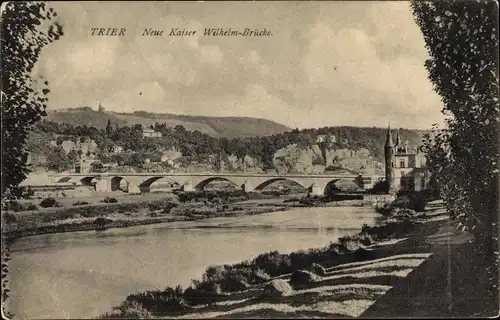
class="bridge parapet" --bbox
[48,172,383,194]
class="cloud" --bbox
[32,1,444,130]
[301,9,442,128]
[65,39,119,80]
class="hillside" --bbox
[46,108,291,138]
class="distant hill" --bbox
[46,108,291,138]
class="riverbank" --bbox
[1,192,389,243]
[1,192,296,243]
[100,196,458,319]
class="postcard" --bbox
[1,1,498,319]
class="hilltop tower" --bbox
[384,124,396,193]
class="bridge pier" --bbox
[181,181,196,192]
[241,180,255,192]
[128,183,141,194]
[95,177,110,193]
[308,183,324,197]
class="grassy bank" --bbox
[1,191,292,243]
[1,189,390,243]
[100,192,439,319]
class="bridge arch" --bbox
[110,176,132,192]
[80,176,98,186]
[55,176,77,184]
[139,177,178,188]
[194,177,240,191]
[254,178,308,191]
[139,177,180,192]
[324,178,363,195]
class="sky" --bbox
[33,1,445,130]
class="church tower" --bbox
[384,124,395,192]
[395,130,401,153]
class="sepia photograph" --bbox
[1,0,499,319]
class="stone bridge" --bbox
[49,172,382,196]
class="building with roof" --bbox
[384,124,429,193]
[316,134,336,144]
[142,128,162,138]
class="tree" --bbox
[99,138,115,154]
[412,0,499,305]
[412,0,499,243]
[132,152,145,166]
[175,125,185,132]
[25,130,53,154]
[46,146,71,172]
[56,136,64,146]
[105,118,113,136]
[1,2,63,200]
[67,149,79,164]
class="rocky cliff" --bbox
[272,144,384,175]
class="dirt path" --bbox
[101,200,498,319]
[150,201,461,319]
[361,207,498,318]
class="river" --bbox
[5,206,379,319]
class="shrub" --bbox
[40,197,61,208]
[407,192,428,212]
[72,201,89,206]
[2,212,18,224]
[199,265,252,292]
[289,250,313,271]
[299,199,314,206]
[338,235,365,252]
[393,192,428,212]
[5,200,23,212]
[22,203,38,211]
[361,220,419,242]
[253,251,292,277]
[369,180,390,194]
[379,191,429,216]
[94,217,112,227]
[104,300,153,319]
[252,268,271,283]
[358,232,374,246]
[219,269,250,292]
[184,283,220,306]
[125,286,187,314]
[4,201,38,212]
[101,197,118,204]
[289,270,320,290]
[202,265,226,284]
[309,263,327,276]
[328,243,349,256]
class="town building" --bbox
[142,128,162,138]
[111,145,124,154]
[75,156,95,173]
[384,124,429,193]
[26,153,47,166]
[61,140,77,154]
[316,134,336,144]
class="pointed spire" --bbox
[395,129,401,147]
[385,123,394,148]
